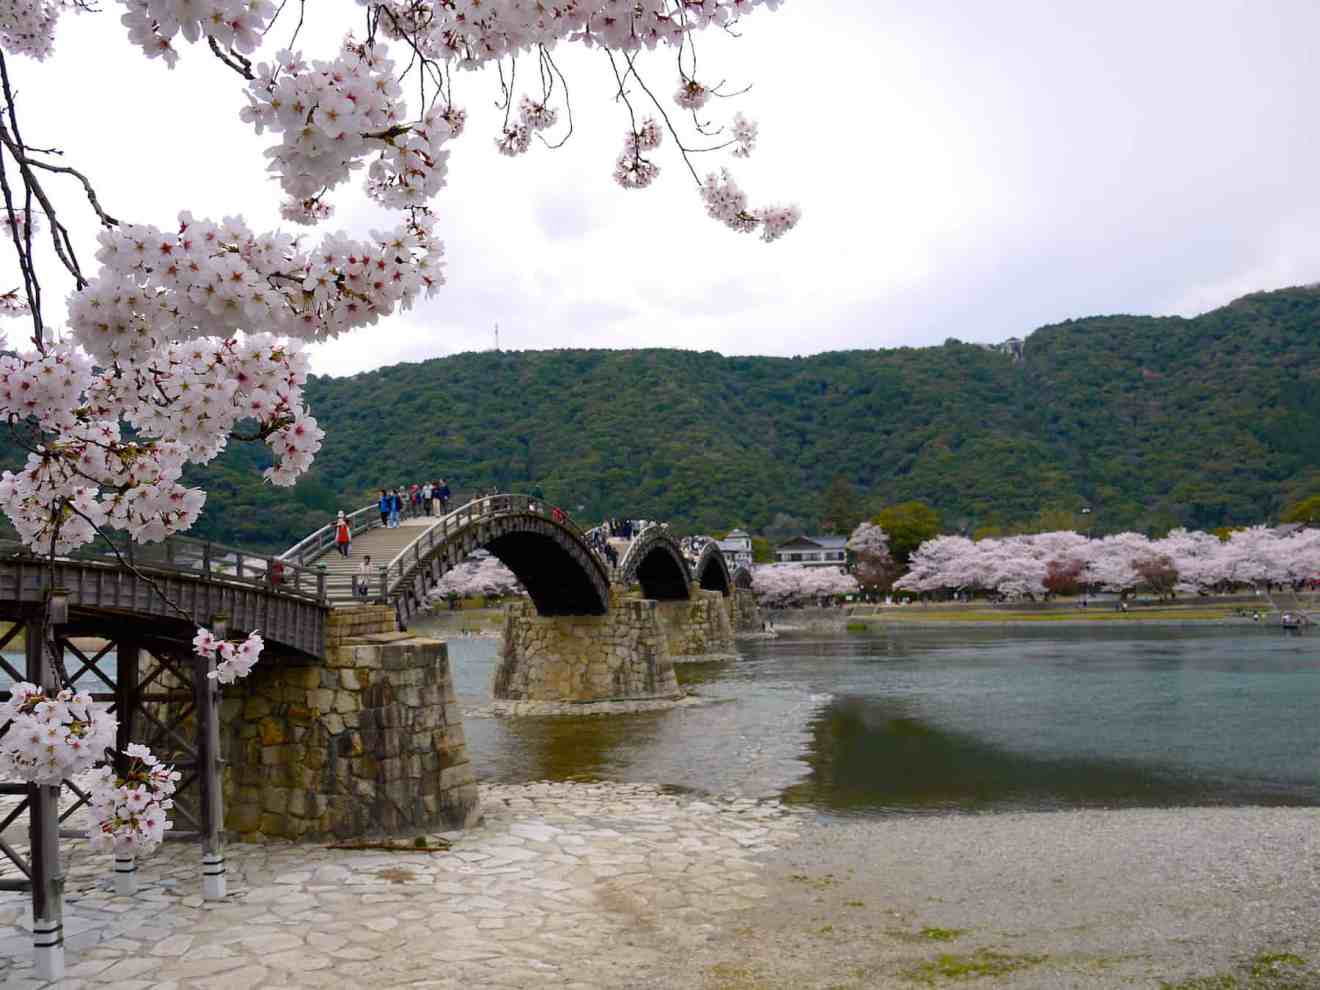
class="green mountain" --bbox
[63,286,1320,551]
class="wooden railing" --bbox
[0,532,329,604]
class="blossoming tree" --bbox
[0,1,797,975]
[427,554,522,604]
[845,521,895,595]
[751,563,858,608]
[895,526,1320,602]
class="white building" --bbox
[716,529,754,568]
[775,535,848,566]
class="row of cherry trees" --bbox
[896,526,1320,599]
[744,521,1320,605]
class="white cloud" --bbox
[9,0,1320,374]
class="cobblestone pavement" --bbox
[0,782,802,989]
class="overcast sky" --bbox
[15,1,1320,375]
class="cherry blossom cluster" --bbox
[495,93,561,158]
[0,683,116,786]
[701,170,801,243]
[193,627,265,683]
[751,563,859,607]
[427,555,522,603]
[368,0,783,66]
[280,199,334,226]
[86,743,180,856]
[0,330,324,550]
[614,117,663,189]
[730,113,758,158]
[674,78,710,111]
[2,207,40,239]
[71,211,442,352]
[239,42,455,214]
[117,0,275,68]
[895,526,1320,599]
[0,0,61,60]
[0,289,30,317]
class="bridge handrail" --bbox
[0,532,330,604]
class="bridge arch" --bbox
[615,526,692,601]
[693,543,733,596]
[376,498,611,624]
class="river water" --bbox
[434,625,1320,819]
[5,625,1316,819]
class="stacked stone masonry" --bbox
[494,591,683,703]
[221,606,479,841]
[656,589,737,659]
[731,587,764,634]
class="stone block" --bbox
[262,788,288,815]
[257,717,285,747]
[259,812,287,838]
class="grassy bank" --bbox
[849,604,1247,625]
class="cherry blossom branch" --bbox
[206,36,254,80]
[62,499,197,624]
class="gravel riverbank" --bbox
[2,790,1316,988]
[645,806,1320,989]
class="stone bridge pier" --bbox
[655,588,737,662]
[218,607,480,842]
[493,590,682,704]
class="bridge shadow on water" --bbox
[782,694,1320,818]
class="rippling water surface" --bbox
[429,625,1320,818]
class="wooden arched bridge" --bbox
[0,495,736,666]
[281,495,735,631]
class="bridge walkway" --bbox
[313,517,435,600]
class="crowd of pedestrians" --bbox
[597,517,653,540]
[377,479,453,528]
[585,528,619,568]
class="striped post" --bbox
[195,635,226,901]
[27,618,64,981]
[113,856,137,896]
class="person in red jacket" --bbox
[334,511,352,557]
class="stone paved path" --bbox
[0,782,802,988]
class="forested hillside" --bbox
[59,285,1320,551]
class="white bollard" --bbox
[113,856,138,896]
[32,916,64,982]
[202,852,226,900]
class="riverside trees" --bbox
[896,526,1320,600]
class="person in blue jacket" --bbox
[378,490,390,527]
[389,488,402,528]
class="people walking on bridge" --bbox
[356,555,373,599]
[388,488,402,528]
[334,511,352,558]
[378,490,390,527]
[422,481,433,515]
[438,478,451,512]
